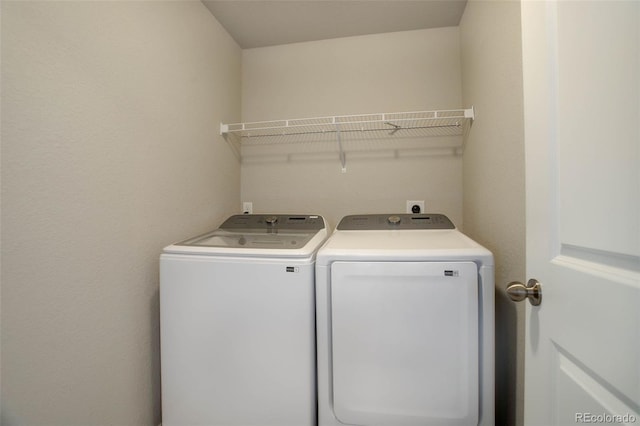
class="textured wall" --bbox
[240,28,465,228]
[459,1,526,425]
[0,2,240,424]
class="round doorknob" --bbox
[506,279,542,306]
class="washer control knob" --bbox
[387,215,401,225]
[265,216,278,225]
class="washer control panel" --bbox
[220,214,325,231]
[337,214,455,230]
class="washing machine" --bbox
[160,214,328,426]
[316,214,494,426]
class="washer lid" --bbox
[163,214,328,257]
[176,228,317,250]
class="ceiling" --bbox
[202,0,468,49]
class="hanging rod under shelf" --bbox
[224,122,463,139]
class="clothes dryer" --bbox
[316,214,494,426]
[161,214,328,426]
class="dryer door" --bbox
[330,261,479,426]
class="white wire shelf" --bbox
[220,107,474,171]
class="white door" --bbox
[520,1,639,425]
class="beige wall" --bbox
[460,1,526,425]
[0,2,240,424]
[240,28,465,228]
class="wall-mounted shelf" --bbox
[220,107,474,171]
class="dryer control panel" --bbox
[337,214,454,230]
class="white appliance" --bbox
[160,214,328,426]
[316,214,494,426]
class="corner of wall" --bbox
[459,1,526,425]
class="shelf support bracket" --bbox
[384,122,401,135]
[464,106,475,120]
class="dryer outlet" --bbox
[242,202,253,214]
[406,200,425,214]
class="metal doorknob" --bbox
[506,279,542,306]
